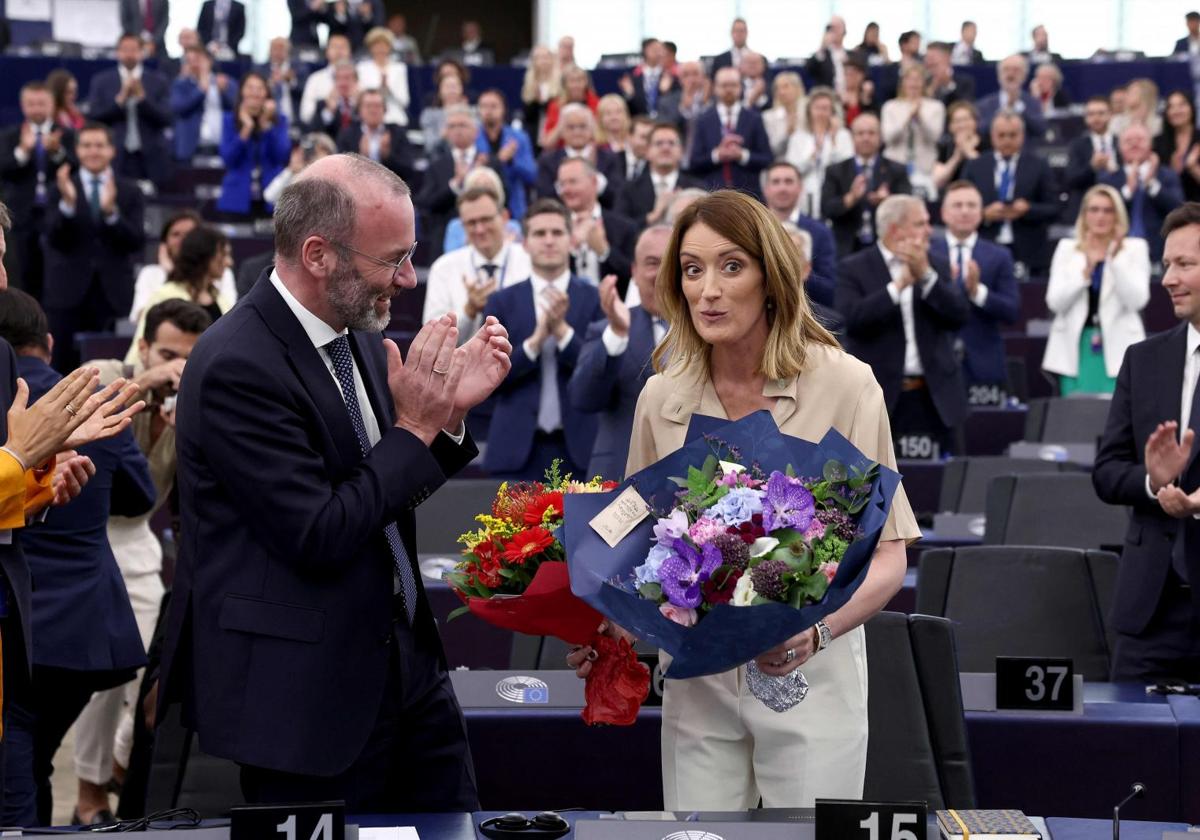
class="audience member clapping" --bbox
[418,105,488,262]
[298,33,352,128]
[169,45,234,161]
[256,37,304,128]
[1099,123,1184,261]
[1066,95,1121,202]
[933,101,983,191]
[420,65,472,154]
[1030,63,1071,115]
[839,55,878,126]
[521,45,561,154]
[924,41,975,108]
[535,104,622,206]
[784,86,853,219]
[540,65,598,150]
[46,69,84,132]
[314,60,360,139]
[821,112,911,256]
[336,88,414,182]
[615,122,702,228]
[130,209,237,325]
[1154,90,1200,202]
[86,33,171,186]
[218,72,290,217]
[263,132,336,206]
[477,88,537,221]
[856,22,890,65]
[976,54,1046,138]
[357,26,410,127]
[440,167,524,255]
[762,71,805,157]
[881,63,945,197]
[556,156,637,290]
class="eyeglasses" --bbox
[328,239,418,281]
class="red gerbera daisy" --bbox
[523,492,564,525]
[502,527,555,564]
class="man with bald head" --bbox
[686,66,772,197]
[822,111,912,257]
[158,153,512,811]
[1100,123,1184,261]
[570,224,671,480]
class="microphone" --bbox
[1112,782,1146,840]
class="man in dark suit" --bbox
[763,161,838,307]
[0,288,154,828]
[710,17,750,77]
[622,39,680,119]
[963,110,1058,277]
[255,37,306,129]
[417,105,493,264]
[951,21,985,65]
[158,153,512,811]
[483,199,603,478]
[42,124,145,371]
[169,45,234,160]
[617,123,702,229]
[932,181,1019,393]
[326,0,385,52]
[975,54,1047,138]
[804,15,848,90]
[924,42,975,108]
[1065,96,1122,215]
[86,34,171,186]
[1174,11,1200,55]
[197,0,246,56]
[570,225,670,481]
[535,104,623,208]
[1100,123,1185,263]
[336,89,415,183]
[0,82,74,300]
[1093,203,1200,682]
[120,0,170,57]
[555,158,637,294]
[1023,25,1063,67]
[822,112,912,258]
[287,0,325,49]
[686,66,772,199]
[836,195,970,456]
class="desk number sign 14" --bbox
[231,801,345,840]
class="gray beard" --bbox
[328,259,392,332]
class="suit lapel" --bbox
[249,280,364,468]
[628,307,656,382]
[350,331,394,427]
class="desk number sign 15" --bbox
[231,801,345,840]
[815,799,927,840]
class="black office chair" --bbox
[862,612,976,810]
[1023,396,1112,443]
[915,545,1118,680]
[937,457,1074,513]
[983,472,1128,549]
[415,478,504,555]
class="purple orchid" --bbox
[653,509,690,546]
[658,538,723,608]
[761,471,816,533]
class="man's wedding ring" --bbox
[785,648,795,664]
[64,404,78,417]
[432,367,449,376]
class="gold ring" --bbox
[432,367,449,376]
[65,404,78,417]
[785,648,795,663]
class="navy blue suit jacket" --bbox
[17,356,152,679]
[169,77,235,160]
[1094,323,1200,633]
[686,105,772,198]
[820,157,913,258]
[159,276,478,775]
[217,113,291,214]
[42,171,145,312]
[793,214,838,307]
[962,152,1059,275]
[1098,168,1185,262]
[482,277,604,474]
[197,0,246,51]
[929,236,1019,384]
[975,91,1046,138]
[86,65,172,184]
[287,0,324,46]
[535,147,623,208]
[568,307,657,481]
[835,246,970,428]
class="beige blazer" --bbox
[626,343,922,544]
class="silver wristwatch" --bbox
[814,620,833,651]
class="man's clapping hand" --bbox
[1146,421,1193,495]
[386,315,466,446]
[448,317,512,429]
[598,274,629,337]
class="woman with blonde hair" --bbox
[1112,78,1162,137]
[1042,184,1151,395]
[596,93,632,149]
[763,71,807,157]
[881,64,945,195]
[356,26,410,126]
[522,45,562,152]
[785,87,853,219]
[540,64,599,148]
[569,190,917,808]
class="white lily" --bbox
[749,536,779,558]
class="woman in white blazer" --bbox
[880,64,945,199]
[1042,184,1151,394]
[356,27,410,126]
[784,87,853,219]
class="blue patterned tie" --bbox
[325,335,418,622]
[1129,185,1147,238]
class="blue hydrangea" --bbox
[709,487,764,526]
[634,543,674,586]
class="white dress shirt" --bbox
[11,119,57,167]
[650,168,679,196]
[1146,324,1200,500]
[879,241,938,376]
[571,202,607,285]
[199,79,225,147]
[602,314,668,356]
[299,66,334,126]
[61,167,120,225]
[422,241,531,339]
[1120,160,1164,200]
[944,231,989,308]
[1090,131,1119,172]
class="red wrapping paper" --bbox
[462,561,647,725]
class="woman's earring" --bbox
[766,299,775,311]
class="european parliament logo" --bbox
[661,832,726,840]
[495,675,550,704]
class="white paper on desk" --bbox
[359,828,421,840]
[53,0,121,47]
[7,0,52,21]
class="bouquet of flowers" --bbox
[445,464,650,725]
[561,411,901,711]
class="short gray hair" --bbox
[273,153,410,262]
[560,102,594,125]
[875,194,923,238]
[665,188,708,223]
[0,201,10,231]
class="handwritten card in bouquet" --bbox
[589,485,651,548]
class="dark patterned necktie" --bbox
[325,335,418,621]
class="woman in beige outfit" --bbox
[570,191,920,809]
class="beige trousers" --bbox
[660,624,869,810]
